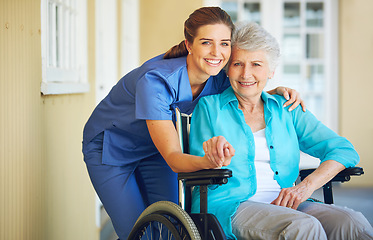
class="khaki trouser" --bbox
[232,200,373,240]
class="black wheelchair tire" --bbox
[128,213,183,239]
[128,201,201,240]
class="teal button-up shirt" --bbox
[189,86,359,239]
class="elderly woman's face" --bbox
[227,47,274,100]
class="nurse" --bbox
[82,6,303,239]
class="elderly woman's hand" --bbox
[203,136,235,168]
[270,183,314,210]
[271,160,346,210]
[268,87,306,112]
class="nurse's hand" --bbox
[203,136,235,168]
[267,87,306,112]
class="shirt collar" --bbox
[220,86,281,109]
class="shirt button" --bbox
[275,171,279,175]
[270,146,274,149]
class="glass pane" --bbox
[242,3,261,24]
[56,5,60,67]
[283,34,301,61]
[48,2,55,67]
[305,95,324,121]
[306,34,324,59]
[306,65,324,91]
[306,2,323,27]
[283,64,301,90]
[284,2,300,27]
[221,1,238,22]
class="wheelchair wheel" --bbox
[128,201,201,240]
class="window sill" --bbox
[41,82,90,95]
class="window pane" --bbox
[283,64,301,90]
[305,95,324,121]
[221,2,238,22]
[284,2,300,27]
[306,65,324,92]
[306,2,323,27]
[56,4,60,67]
[283,34,301,61]
[306,34,324,59]
[41,0,89,94]
[243,3,261,24]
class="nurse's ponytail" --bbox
[164,40,188,59]
[164,7,234,59]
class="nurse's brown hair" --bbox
[164,7,234,59]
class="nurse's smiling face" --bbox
[186,24,231,83]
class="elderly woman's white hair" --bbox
[231,22,280,72]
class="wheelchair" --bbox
[127,109,364,240]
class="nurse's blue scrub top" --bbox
[82,54,230,166]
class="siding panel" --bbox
[0,0,45,239]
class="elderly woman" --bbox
[189,22,373,240]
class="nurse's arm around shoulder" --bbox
[147,119,230,173]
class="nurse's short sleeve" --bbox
[135,71,174,120]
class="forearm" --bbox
[146,120,214,173]
[165,152,211,173]
[271,160,346,209]
[299,160,345,191]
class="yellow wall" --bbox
[339,0,373,186]
[42,1,98,239]
[0,1,45,239]
[1,0,98,239]
[139,0,202,63]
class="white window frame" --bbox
[40,0,89,95]
[277,0,338,131]
[121,0,140,76]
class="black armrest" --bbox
[178,169,232,215]
[178,169,232,187]
[300,166,364,183]
[299,166,364,204]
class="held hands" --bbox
[274,87,306,112]
[203,136,235,168]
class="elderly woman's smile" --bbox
[238,81,257,86]
[228,48,274,100]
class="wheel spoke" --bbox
[127,201,200,240]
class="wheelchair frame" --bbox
[127,108,364,240]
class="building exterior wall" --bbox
[339,0,373,186]
[0,0,97,239]
[0,0,46,239]
[0,0,372,239]
[139,0,202,62]
[41,0,98,239]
